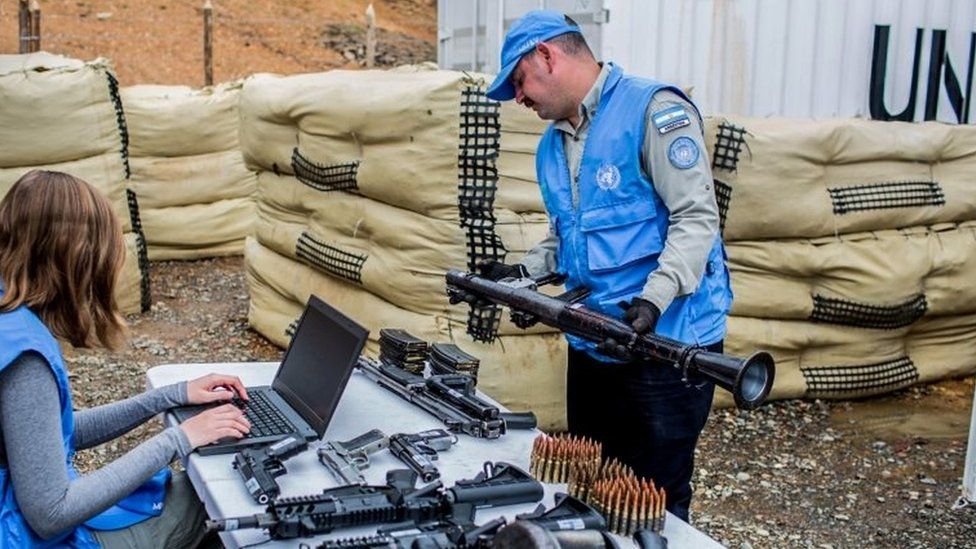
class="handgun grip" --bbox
[500,411,537,430]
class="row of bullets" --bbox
[589,476,666,536]
[529,433,666,536]
[529,433,602,484]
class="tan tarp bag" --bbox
[121,83,242,157]
[141,197,255,260]
[498,101,546,209]
[122,84,257,260]
[128,150,256,209]
[239,69,547,220]
[727,221,976,321]
[255,172,550,327]
[720,313,976,406]
[0,152,131,233]
[116,232,146,314]
[245,238,568,430]
[0,53,126,168]
[705,116,976,241]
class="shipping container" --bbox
[438,0,976,123]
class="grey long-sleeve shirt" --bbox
[0,352,193,540]
[519,63,720,314]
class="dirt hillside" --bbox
[0,0,436,85]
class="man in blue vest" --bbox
[482,10,732,522]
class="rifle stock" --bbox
[445,270,775,410]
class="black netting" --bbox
[828,181,946,214]
[802,357,918,397]
[126,189,151,312]
[712,121,747,172]
[291,148,360,192]
[458,159,499,219]
[810,293,927,329]
[285,319,299,341]
[459,88,500,161]
[466,304,503,343]
[461,217,506,271]
[105,72,131,179]
[457,87,505,343]
[296,232,366,284]
[713,179,732,234]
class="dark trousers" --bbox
[566,341,720,523]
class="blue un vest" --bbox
[535,64,733,360]
[0,288,100,548]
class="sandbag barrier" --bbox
[707,115,976,402]
[0,53,149,314]
[121,82,257,260]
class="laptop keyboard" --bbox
[233,392,296,438]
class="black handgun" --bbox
[232,436,308,504]
[389,429,458,483]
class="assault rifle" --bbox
[357,355,537,439]
[445,270,776,410]
[206,462,543,541]
[316,493,611,549]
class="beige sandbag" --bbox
[705,116,976,241]
[115,232,148,315]
[129,150,256,209]
[239,69,547,220]
[121,82,242,157]
[245,237,568,429]
[0,53,126,168]
[142,197,255,260]
[0,152,131,233]
[255,172,549,318]
[727,221,976,322]
[723,314,976,404]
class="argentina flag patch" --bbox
[652,105,691,134]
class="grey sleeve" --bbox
[73,381,188,450]
[518,231,560,277]
[0,353,193,540]
[639,90,720,312]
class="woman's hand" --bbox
[179,404,251,448]
[186,373,249,405]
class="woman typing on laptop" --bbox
[0,171,251,547]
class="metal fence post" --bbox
[955,381,976,509]
[18,0,29,53]
[365,3,376,68]
[203,0,214,86]
[29,0,41,52]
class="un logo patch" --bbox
[596,163,621,191]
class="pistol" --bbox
[389,429,458,483]
[317,429,390,485]
[233,436,307,504]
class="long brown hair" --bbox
[0,170,127,349]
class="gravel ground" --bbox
[67,257,975,547]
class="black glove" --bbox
[478,260,528,281]
[510,309,539,329]
[620,298,660,335]
[595,337,634,361]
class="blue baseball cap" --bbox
[84,468,170,531]
[486,10,583,101]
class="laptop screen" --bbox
[272,295,369,438]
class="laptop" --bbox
[171,295,369,456]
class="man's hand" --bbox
[620,298,661,334]
[477,260,529,281]
[186,373,249,405]
[595,337,633,361]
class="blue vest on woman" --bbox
[535,64,732,359]
[0,288,100,547]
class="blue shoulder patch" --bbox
[652,105,691,134]
[668,136,700,170]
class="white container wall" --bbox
[439,0,976,123]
